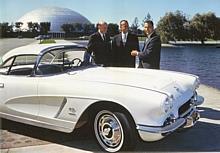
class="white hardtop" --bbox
[2,42,83,62]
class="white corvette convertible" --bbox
[0,43,204,152]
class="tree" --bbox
[32,22,40,34]
[189,12,220,44]
[190,14,207,43]
[73,23,83,32]
[0,22,12,37]
[213,17,220,40]
[61,24,74,33]
[202,12,220,41]
[131,17,139,34]
[27,22,33,32]
[156,11,188,43]
[107,23,119,37]
[83,24,95,35]
[142,12,152,27]
[40,22,51,34]
[15,22,23,32]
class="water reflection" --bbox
[160,46,220,89]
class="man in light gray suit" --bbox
[131,20,161,69]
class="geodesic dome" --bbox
[18,6,91,32]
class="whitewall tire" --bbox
[94,110,136,152]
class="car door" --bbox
[37,72,83,132]
[36,49,75,131]
[36,48,89,131]
[37,75,69,123]
[0,75,39,120]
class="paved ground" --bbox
[0,38,220,152]
[0,38,36,57]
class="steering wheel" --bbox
[71,58,82,67]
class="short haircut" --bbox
[97,20,107,28]
[144,20,154,27]
[120,20,129,25]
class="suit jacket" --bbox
[112,32,139,67]
[87,32,111,66]
[138,31,161,69]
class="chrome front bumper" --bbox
[137,95,204,142]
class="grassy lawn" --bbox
[39,39,56,44]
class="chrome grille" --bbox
[178,100,191,116]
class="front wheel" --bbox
[94,110,136,152]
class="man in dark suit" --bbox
[112,20,139,67]
[87,21,111,66]
[131,20,161,69]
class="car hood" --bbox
[70,67,197,97]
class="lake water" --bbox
[159,45,220,90]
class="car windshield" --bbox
[36,47,94,75]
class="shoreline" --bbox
[166,41,220,48]
[1,38,220,48]
[138,40,220,48]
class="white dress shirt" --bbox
[121,32,128,45]
[98,30,105,41]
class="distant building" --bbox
[17,6,91,38]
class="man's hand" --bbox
[131,50,138,56]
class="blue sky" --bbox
[1,0,220,27]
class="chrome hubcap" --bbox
[96,112,123,148]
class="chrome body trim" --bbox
[137,94,204,142]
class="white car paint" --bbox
[0,43,204,152]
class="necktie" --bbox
[103,34,106,41]
[122,33,126,46]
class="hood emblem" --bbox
[174,86,183,94]
[69,107,76,115]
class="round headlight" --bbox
[162,95,174,113]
